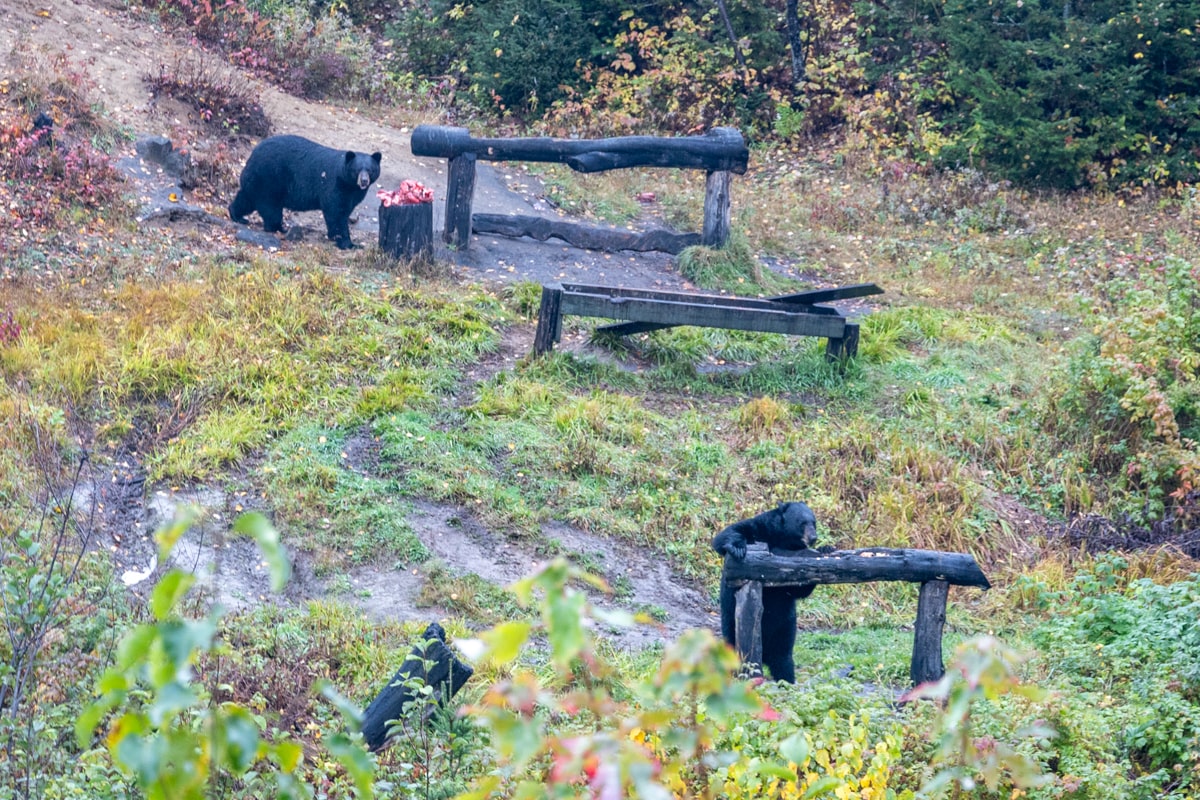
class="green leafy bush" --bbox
[1044,253,1200,517]
[859,0,1200,189]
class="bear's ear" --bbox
[370,152,382,164]
[343,151,357,163]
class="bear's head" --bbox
[775,501,818,550]
[343,150,382,191]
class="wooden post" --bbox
[379,201,434,260]
[702,169,732,248]
[733,581,764,678]
[533,285,564,356]
[825,322,861,362]
[911,579,949,685]
[443,151,477,249]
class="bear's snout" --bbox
[356,170,373,190]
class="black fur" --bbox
[713,501,819,683]
[229,134,382,250]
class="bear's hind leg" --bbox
[761,591,799,683]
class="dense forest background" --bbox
[162,0,1200,190]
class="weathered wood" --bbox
[443,152,476,249]
[412,125,749,175]
[598,283,883,337]
[722,547,992,590]
[825,322,861,361]
[472,213,701,254]
[911,579,950,685]
[702,170,732,247]
[733,581,764,678]
[379,201,433,260]
[533,285,565,356]
[559,292,847,339]
[361,623,473,752]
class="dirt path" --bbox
[7,0,714,645]
[1,0,689,288]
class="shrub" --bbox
[1045,253,1200,518]
[858,0,1200,189]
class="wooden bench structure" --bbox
[721,546,991,685]
[532,282,883,359]
[410,125,749,253]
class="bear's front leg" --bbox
[323,209,356,249]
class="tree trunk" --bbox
[785,0,807,89]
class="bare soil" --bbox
[5,0,718,646]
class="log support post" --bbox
[825,322,861,363]
[702,169,732,248]
[444,152,477,249]
[533,285,564,356]
[911,579,949,685]
[734,581,764,679]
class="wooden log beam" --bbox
[444,152,476,249]
[412,125,749,175]
[722,547,991,590]
[472,213,701,254]
[911,580,949,685]
[597,283,883,337]
[733,581,764,679]
[702,170,732,247]
[533,285,564,356]
[558,292,847,339]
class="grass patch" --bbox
[266,425,428,572]
[677,232,803,295]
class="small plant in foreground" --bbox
[75,509,372,799]
[902,636,1053,798]
[0,311,20,345]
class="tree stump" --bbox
[379,201,434,260]
[360,623,473,751]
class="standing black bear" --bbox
[712,501,820,683]
[229,135,382,250]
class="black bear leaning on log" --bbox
[712,501,825,684]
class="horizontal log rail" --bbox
[722,546,991,590]
[411,125,749,174]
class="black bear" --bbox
[712,501,820,683]
[229,135,382,250]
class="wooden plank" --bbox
[472,214,700,254]
[558,293,847,339]
[733,581,764,679]
[565,283,838,311]
[722,546,992,590]
[412,125,749,175]
[533,285,564,356]
[911,579,949,685]
[702,170,732,247]
[443,152,476,249]
[597,283,882,337]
